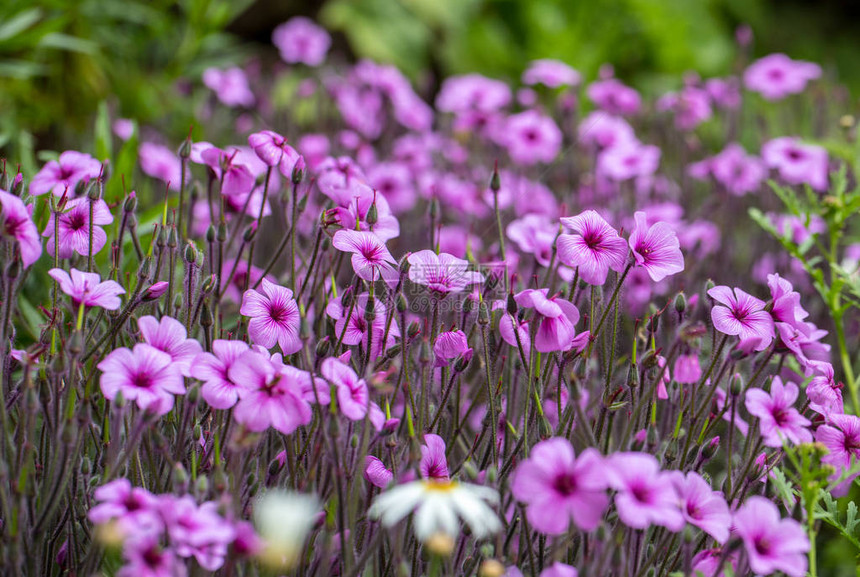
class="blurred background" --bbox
[1,0,858,158]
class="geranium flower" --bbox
[191,339,251,409]
[522,59,581,88]
[138,315,202,377]
[433,330,472,368]
[331,229,397,282]
[98,343,186,415]
[501,110,562,165]
[364,456,394,488]
[707,285,774,351]
[0,189,41,267]
[247,130,301,177]
[325,292,399,361]
[607,452,684,531]
[272,17,331,67]
[43,197,113,259]
[745,376,812,447]
[628,211,684,282]
[240,279,301,355]
[160,495,236,571]
[407,250,485,294]
[587,75,642,115]
[514,289,580,353]
[761,137,828,191]
[598,140,660,180]
[816,413,860,495]
[744,53,821,100]
[656,86,712,131]
[668,471,731,543]
[202,67,255,108]
[29,150,101,197]
[511,438,608,534]
[732,496,809,577]
[139,142,183,190]
[690,143,766,196]
[507,214,559,268]
[419,434,450,480]
[48,268,125,310]
[557,210,628,285]
[320,357,369,421]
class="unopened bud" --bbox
[243,222,258,243]
[489,166,501,193]
[477,300,490,326]
[674,292,686,315]
[291,157,305,184]
[206,224,216,244]
[142,281,169,302]
[396,293,407,313]
[178,138,192,160]
[183,243,197,265]
[123,192,137,213]
[315,338,331,358]
[366,200,378,226]
[407,321,420,339]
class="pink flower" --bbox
[420,434,449,480]
[744,53,821,100]
[761,137,828,191]
[272,17,331,67]
[202,67,255,108]
[436,74,512,114]
[199,146,256,197]
[433,330,472,368]
[332,230,398,282]
[705,77,741,109]
[578,112,636,151]
[240,279,301,355]
[88,479,159,525]
[745,376,812,447]
[656,86,712,131]
[160,495,236,571]
[366,161,416,214]
[707,285,774,351]
[48,268,125,310]
[522,59,581,88]
[668,471,731,543]
[732,496,809,577]
[805,361,843,416]
[318,167,400,241]
[598,140,660,180]
[496,305,530,357]
[139,142,182,191]
[501,110,562,165]
[43,197,113,259]
[0,189,41,267]
[325,292,399,361]
[587,77,641,115]
[507,215,557,267]
[628,211,684,282]
[817,413,860,494]
[407,250,485,294]
[607,452,684,531]
[98,343,186,415]
[247,130,301,177]
[192,339,251,409]
[29,150,101,196]
[540,563,578,577]
[119,533,186,577]
[514,289,580,353]
[230,350,312,434]
[364,456,393,488]
[557,210,628,285]
[321,357,369,420]
[673,353,702,384]
[134,315,201,378]
[691,143,766,196]
[511,438,608,534]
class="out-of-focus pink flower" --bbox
[366,161,416,214]
[502,110,562,165]
[321,357,369,421]
[557,210,628,285]
[88,478,159,525]
[705,77,742,109]
[628,211,684,282]
[43,197,113,259]
[522,59,581,88]
[761,137,828,191]
[407,250,485,294]
[436,74,512,114]
[433,330,472,368]
[49,268,125,310]
[667,471,731,543]
[607,452,684,531]
[598,140,660,180]
[202,67,255,108]
[539,563,578,577]
[113,118,135,141]
[138,315,202,377]
[240,279,301,355]
[657,86,712,131]
[744,53,821,100]
[30,150,101,197]
[673,353,702,384]
[817,413,860,494]
[514,289,580,353]
[364,456,393,488]
[708,285,774,351]
[699,143,766,196]
[587,76,641,115]
[511,438,608,534]
[139,142,183,190]
[745,376,812,447]
[160,495,237,570]
[0,189,41,267]
[507,214,558,268]
[192,339,251,410]
[98,343,186,415]
[578,112,636,151]
[272,17,331,67]
[419,434,449,480]
[732,496,809,577]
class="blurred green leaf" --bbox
[0,8,43,43]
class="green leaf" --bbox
[39,32,99,54]
[94,101,113,162]
[0,8,43,43]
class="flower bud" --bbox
[407,321,420,339]
[195,475,209,495]
[11,172,23,196]
[701,436,720,460]
[142,281,169,302]
[489,165,501,193]
[315,338,331,359]
[183,242,197,265]
[206,224,216,244]
[674,292,686,315]
[366,200,378,226]
[178,137,192,160]
[87,180,101,201]
[243,222,258,243]
[396,293,407,313]
[477,300,490,326]
[123,191,137,213]
[291,157,305,184]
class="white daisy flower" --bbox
[254,490,320,569]
[369,479,501,541]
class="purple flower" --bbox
[199,146,256,197]
[587,76,642,115]
[514,289,580,353]
[29,150,101,196]
[332,230,398,282]
[745,376,812,447]
[744,53,821,100]
[522,59,581,88]
[732,496,809,577]
[761,137,828,191]
[705,77,741,109]
[806,361,843,416]
[433,330,472,368]
[248,130,301,177]
[192,339,251,409]
[98,343,186,415]
[120,534,185,577]
[511,438,608,534]
[607,452,684,531]
[628,211,684,282]
[708,285,774,351]
[419,434,449,480]
[817,413,860,493]
[501,110,562,165]
[496,304,530,357]
[767,273,808,330]
[364,456,394,488]
[668,471,731,543]
[325,292,399,361]
[673,353,702,384]
[139,142,183,190]
[160,495,236,570]
[366,161,416,214]
[598,140,660,181]
[318,167,400,241]
[578,112,636,151]
[49,268,125,310]
[138,315,202,377]
[321,357,369,421]
[691,143,766,196]
[240,279,301,355]
[88,479,159,525]
[557,210,628,285]
[202,67,255,108]
[230,350,313,434]
[540,563,578,577]
[0,189,41,267]
[407,250,485,294]
[43,197,113,259]
[272,17,331,67]
[507,215,557,267]
[436,74,512,114]
[656,86,712,131]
